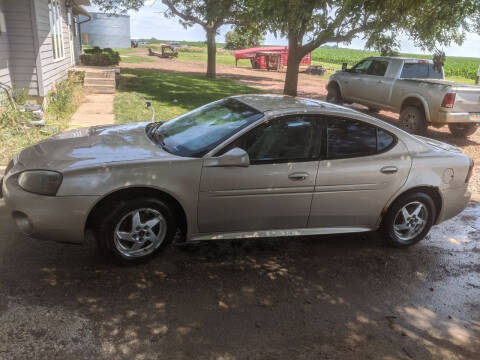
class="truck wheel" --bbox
[326,84,342,104]
[399,106,427,135]
[448,123,478,138]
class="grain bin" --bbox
[80,12,130,49]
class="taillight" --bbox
[441,93,456,108]
[466,158,474,183]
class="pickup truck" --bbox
[326,56,480,137]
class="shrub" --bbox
[80,47,120,66]
[0,76,84,163]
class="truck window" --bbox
[400,62,443,79]
[367,60,389,76]
[351,60,373,74]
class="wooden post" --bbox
[476,64,480,85]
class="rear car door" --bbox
[198,115,321,233]
[308,116,412,229]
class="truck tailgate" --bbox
[452,85,480,113]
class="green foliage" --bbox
[0,77,83,163]
[224,26,264,50]
[114,69,262,123]
[80,47,121,66]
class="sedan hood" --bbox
[15,122,176,172]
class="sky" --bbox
[85,2,480,57]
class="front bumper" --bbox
[2,173,98,244]
[436,111,480,124]
[436,184,471,224]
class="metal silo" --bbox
[80,12,131,49]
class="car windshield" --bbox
[147,98,263,157]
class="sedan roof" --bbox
[232,94,358,115]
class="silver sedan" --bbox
[1,95,474,264]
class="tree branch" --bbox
[162,0,207,28]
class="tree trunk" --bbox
[206,27,216,78]
[283,35,302,96]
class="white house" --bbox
[0,0,90,100]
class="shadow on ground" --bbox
[0,200,479,359]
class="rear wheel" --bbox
[97,198,176,265]
[399,106,428,135]
[326,84,342,104]
[448,123,478,138]
[381,192,436,248]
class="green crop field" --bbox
[312,47,480,80]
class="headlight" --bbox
[18,170,63,196]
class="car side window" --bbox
[351,60,373,74]
[219,116,319,164]
[327,117,396,159]
[367,60,389,76]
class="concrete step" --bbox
[84,78,116,86]
[84,84,115,94]
[85,70,116,79]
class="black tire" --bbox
[448,123,478,138]
[326,84,342,104]
[399,106,428,135]
[381,192,436,248]
[97,197,176,265]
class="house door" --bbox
[68,11,75,65]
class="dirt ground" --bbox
[0,195,479,359]
[0,56,479,359]
[121,55,480,195]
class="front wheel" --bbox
[381,192,436,248]
[326,84,342,104]
[448,123,478,138]
[97,198,176,265]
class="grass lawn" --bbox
[114,69,262,124]
[120,55,155,63]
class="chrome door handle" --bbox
[288,172,309,181]
[381,166,398,174]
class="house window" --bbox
[48,0,65,60]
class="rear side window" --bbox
[367,60,389,76]
[400,62,443,79]
[327,118,396,159]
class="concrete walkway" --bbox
[68,93,115,129]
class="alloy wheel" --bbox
[393,201,429,242]
[114,208,167,258]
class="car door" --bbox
[341,59,373,100]
[361,60,391,106]
[198,115,322,233]
[308,116,412,229]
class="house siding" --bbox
[34,0,74,96]
[0,0,12,89]
[0,0,85,99]
[3,0,38,96]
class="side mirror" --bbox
[204,147,250,167]
[342,62,348,71]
